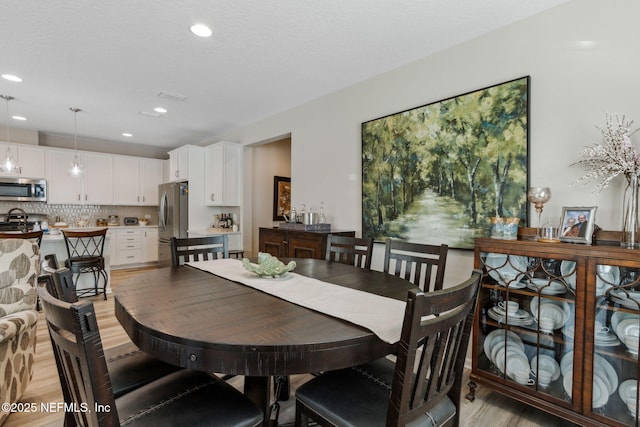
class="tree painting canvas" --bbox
[362,76,529,250]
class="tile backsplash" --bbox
[0,202,157,227]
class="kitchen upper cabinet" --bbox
[46,150,83,204]
[46,149,113,205]
[0,143,45,178]
[168,145,201,182]
[139,159,163,205]
[83,152,113,205]
[114,156,163,205]
[205,141,242,206]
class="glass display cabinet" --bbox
[469,236,640,426]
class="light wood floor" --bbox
[4,267,578,426]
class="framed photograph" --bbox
[273,176,291,221]
[559,206,597,244]
[361,76,530,249]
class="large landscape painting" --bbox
[362,76,529,249]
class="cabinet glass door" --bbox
[478,252,576,403]
[590,260,640,425]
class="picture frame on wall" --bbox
[361,76,530,250]
[559,206,597,245]
[273,176,291,221]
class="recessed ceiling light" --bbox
[577,40,596,48]
[190,24,212,37]
[11,115,26,121]
[154,107,168,113]
[1,74,22,83]
[122,133,133,137]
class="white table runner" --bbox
[186,259,406,344]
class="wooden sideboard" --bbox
[258,227,355,259]
[470,237,640,426]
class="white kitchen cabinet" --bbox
[114,156,163,205]
[83,152,113,205]
[45,150,83,204]
[0,143,46,178]
[46,149,113,205]
[204,141,242,206]
[112,227,158,266]
[168,146,188,182]
[116,228,142,265]
[141,227,158,263]
[107,228,117,266]
[139,159,163,205]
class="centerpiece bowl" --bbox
[242,252,296,277]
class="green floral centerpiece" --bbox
[242,252,296,277]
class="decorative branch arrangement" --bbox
[573,114,640,192]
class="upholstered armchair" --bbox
[0,240,40,425]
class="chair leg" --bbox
[100,269,109,300]
[294,400,309,427]
[274,375,290,401]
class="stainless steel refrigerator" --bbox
[158,182,188,266]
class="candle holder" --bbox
[527,187,551,239]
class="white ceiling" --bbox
[0,0,568,150]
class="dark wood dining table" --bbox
[114,258,416,425]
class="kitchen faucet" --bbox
[6,207,28,232]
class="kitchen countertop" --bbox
[42,225,157,241]
[189,228,240,236]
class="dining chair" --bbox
[62,228,109,299]
[325,234,374,269]
[0,229,44,246]
[383,238,449,292]
[40,265,183,399]
[170,234,229,265]
[37,281,264,427]
[295,269,481,427]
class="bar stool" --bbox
[61,228,109,299]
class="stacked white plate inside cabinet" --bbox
[619,380,640,417]
[562,321,621,347]
[612,311,640,356]
[487,304,534,326]
[526,277,567,295]
[485,253,528,288]
[561,352,618,408]
[530,296,571,332]
[530,354,561,387]
[560,261,619,293]
[483,329,532,384]
[610,289,640,309]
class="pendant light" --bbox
[0,95,18,173]
[69,107,83,177]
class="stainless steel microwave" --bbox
[0,177,46,202]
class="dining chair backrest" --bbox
[388,269,481,426]
[37,281,119,426]
[170,235,229,266]
[383,238,448,292]
[0,230,44,246]
[325,234,374,269]
[50,267,79,303]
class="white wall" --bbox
[247,138,291,256]
[217,0,640,286]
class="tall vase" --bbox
[621,174,640,248]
